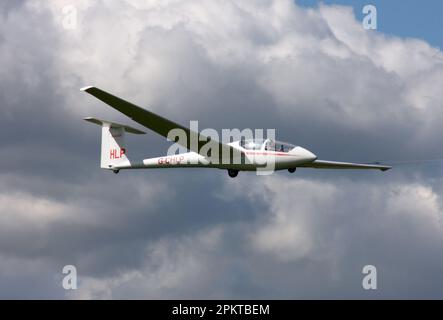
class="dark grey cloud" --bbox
[0,0,443,299]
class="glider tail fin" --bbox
[84,117,146,170]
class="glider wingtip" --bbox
[80,85,95,92]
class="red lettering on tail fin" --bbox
[110,148,126,159]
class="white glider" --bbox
[81,86,391,177]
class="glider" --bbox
[81,86,391,177]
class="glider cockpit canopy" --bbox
[239,138,296,153]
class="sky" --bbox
[298,0,443,50]
[1,0,443,299]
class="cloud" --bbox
[219,176,443,298]
[64,176,443,299]
[1,0,443,298]
[241,176,443,263]
[71,227,225,299]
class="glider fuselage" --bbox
[116,139,317,171]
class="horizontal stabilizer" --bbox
[84,117,146,134]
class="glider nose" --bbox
[294,147,317,162]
